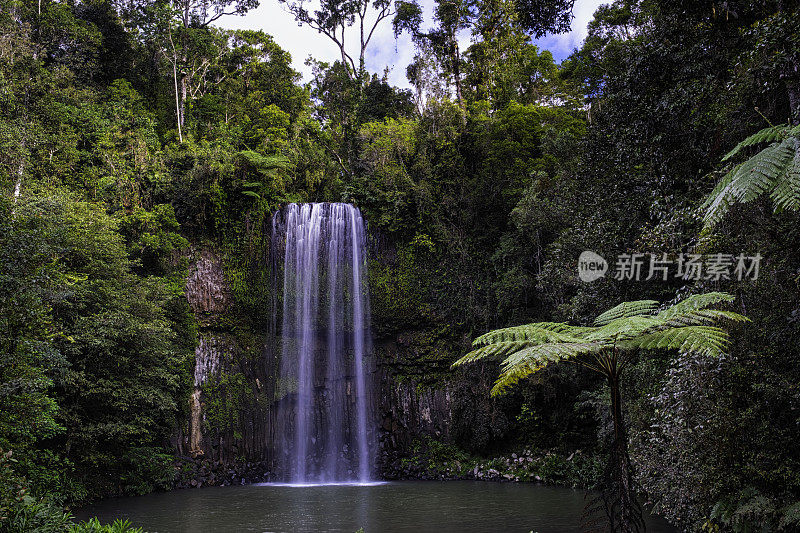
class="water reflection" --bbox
[77,481,676,533]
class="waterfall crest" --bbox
[271,203,375,483]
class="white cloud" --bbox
[215,0,606,88]
[533,0,605,61]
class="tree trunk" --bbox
[452,38,463,106]
[13,160,22,201]
[180,72,187,128]
[172,59,183,142]
[604,370,645,533]
[583,362,645,533]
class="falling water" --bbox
[271,203,375,483]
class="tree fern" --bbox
[454,292,746,397]
[454,293,748,531]
[704,123,800,228]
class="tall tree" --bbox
[129,0,259,140]
[280,0,396,79]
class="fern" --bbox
[490,342,603,395]
[623,326,730,357]
[656,292,733,318]
[455,292,747,398]
[704,123,800,228]
[471,322,588,346]
[593,300,659,326]
[722,124,790,161]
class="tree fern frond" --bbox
[452,341,539,366]
[702,167,739,227]
[593,300,659,326]
[489,342,602,396]
[722,124,790,161]
[657,309,749,328]
[472,322,587,346]
[586,315,659,341]
[702,168,736,210]
[622,326,730,357]
[459,293,744,396]
[724,139,794,204]
[657,292,734,318]
[770,141,800,211]
[705,133,800,228]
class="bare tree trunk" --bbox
[173,59,183,142]
[452,37,463,106]
[13,160,23,201]
[180,72,187,128]
[13,138,25,206]
[583,359,645,533]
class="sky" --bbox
[216,0,606,88]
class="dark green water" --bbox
[76,481,676,533]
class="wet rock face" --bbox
[188,334,232,458]
[178,249,273,466]
[185,250,230,326]
[182,251,232,459]
[379,378,452,451]
[194,335,227,387]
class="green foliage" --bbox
[398,436,602,488]
[201,370,251,440]
[455,293,747,396]
[704,124,800,227]
[705,487,800,533]
[2,0,800,529]
[0,450,74,533]
[69,518,144,533]
[117,205,189,276]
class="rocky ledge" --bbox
[381,439,602,488]
[173,456,271,489]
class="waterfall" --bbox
[271,203,375,483]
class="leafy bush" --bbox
[0,450,72,533]
[69,518,144,533]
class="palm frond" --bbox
[593,300,659,326]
